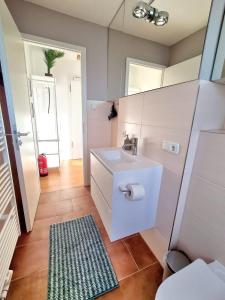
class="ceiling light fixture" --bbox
[154,11,169,26]
[145,7,158,23]
[132,0,154,19]
[132,1,149,19]
[133,0,169,26]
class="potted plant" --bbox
[43,49,64,77]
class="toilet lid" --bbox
[156,259,225,300]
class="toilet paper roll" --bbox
[125,184,145,200]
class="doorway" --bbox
[23,37,88,192]
[125,57,165,96]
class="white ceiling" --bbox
[111,0,212,46]
[25,0,212,46]
[24,0,124,27]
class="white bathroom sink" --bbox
[101,149,134,162]
[90,147,160,173]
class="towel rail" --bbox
[0,110,20,295]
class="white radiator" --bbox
[0,111,20,295]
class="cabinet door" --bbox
[90,154,113,207]
[212,15,225,81]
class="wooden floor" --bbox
[7,161,163,300]
[40,159,84,193]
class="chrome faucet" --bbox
[122,136,138,155]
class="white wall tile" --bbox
[178,176,225,264]
[178,211,225,264]
[140,125,190,176]
[192,132,225,187]
[156,170,182,240]
[177,131,225,265]
[117,122,141,148]
[193,81,225,130]
[87,100,112,183]
[119,93,144,124]
[142,81,199,129]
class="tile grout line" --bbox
[138,261,159,273]
[118,261,159,282]
[11,266,49,282]
[121,239,140,271]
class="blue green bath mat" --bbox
[48,215,118,300]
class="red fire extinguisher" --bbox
[38,154,48,177]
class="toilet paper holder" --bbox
[119,184,146,201]
[119,185,132,195]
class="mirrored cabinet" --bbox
[212,15,225,82]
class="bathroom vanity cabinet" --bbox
[90,148,163,241]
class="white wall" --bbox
[26,44,82,161]
[163,56,202,87]
[128,63,163,95]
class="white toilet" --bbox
[156,259,225,300]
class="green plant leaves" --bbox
[43,49,65,74]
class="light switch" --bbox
[162,141,180,154]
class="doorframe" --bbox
[22,34,89,186]
[125,57,166,96]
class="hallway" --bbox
[8,185,163,299]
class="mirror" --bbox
[212,14,225,82]
[107,0,212,100]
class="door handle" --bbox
[17,131,30,137]
[4,131,30,148]
[4,131,30,137]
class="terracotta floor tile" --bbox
[35,199,73,220]
[11,240,49,280]
[39,190,61,204]
[60,210,90,222]
[72,196,95,214]
[17,216,62,246]
[106,241,138,280]
[98,263,163,300]
[61,186,90,200]
[39,187,90,205]
[7,269,48,300]
[123,235,157,270]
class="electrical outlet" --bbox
[162,141,180,154]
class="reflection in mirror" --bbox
[108,0,212,100]
[212,14,225,82]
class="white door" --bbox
[0,1,40,231]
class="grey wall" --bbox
[5,0,108,101]
[169,28,206,66]
[108,29,170,100]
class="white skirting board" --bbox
[141,228,168,267]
